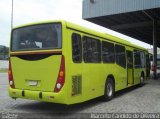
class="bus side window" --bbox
[83,36,101,63]
[134,50,141,68]
[146,54,150,69]
[72,33,82,63]
[102,41,115,63]
[115,44,126,68]
[140,51,145,68]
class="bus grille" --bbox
[72,75,82,96]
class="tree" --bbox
[0,46,9,60]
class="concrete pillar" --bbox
[153,20,157,79]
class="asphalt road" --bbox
[0,73,160,118]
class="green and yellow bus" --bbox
[8,20,150,104]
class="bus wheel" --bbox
[104,78,114,101]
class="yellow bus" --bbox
[8,20,150,104]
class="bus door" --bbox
[127,51,134,85]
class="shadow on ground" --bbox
[114,82,148,98]
[12,97,103,113]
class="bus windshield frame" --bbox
[11,23,62,52]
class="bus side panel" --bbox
[65,29,106,104]
[65,28,130,104]
[133,50,146,85]
[64,26,148,104]
[64,29,84,104]
[133,68,141,84]
[134,68,146,85]
[114,65,127,91]
[114,45,128,91]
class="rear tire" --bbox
[103,78,114,101]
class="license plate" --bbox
[28,80,38,86]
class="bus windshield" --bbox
[11,23,62,51]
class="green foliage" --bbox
[0,46,9,60]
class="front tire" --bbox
[103,78,114,101]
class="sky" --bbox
[0,0,152,49]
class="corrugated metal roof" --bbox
[83,0,160,19]
[83,0,160,47]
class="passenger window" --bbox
[134,50,145,68]
[146,54,150,68]
[72,33,82,63]
[102,41,115,63]
[83,36,101,63]
[140,52,145,68]
[134,50,141,68]
[115,44,126,68]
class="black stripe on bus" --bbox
[11,52,62,61]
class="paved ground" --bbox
[0,73,160,118]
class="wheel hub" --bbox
[107,83,112,97]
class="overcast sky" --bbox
[0,0,152,48]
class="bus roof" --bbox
[12,20,147,51]
[65,21,147,51]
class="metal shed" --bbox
[83,0,160,78]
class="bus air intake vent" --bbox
[72,75,82,96]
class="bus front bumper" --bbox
[8,87,67,104]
